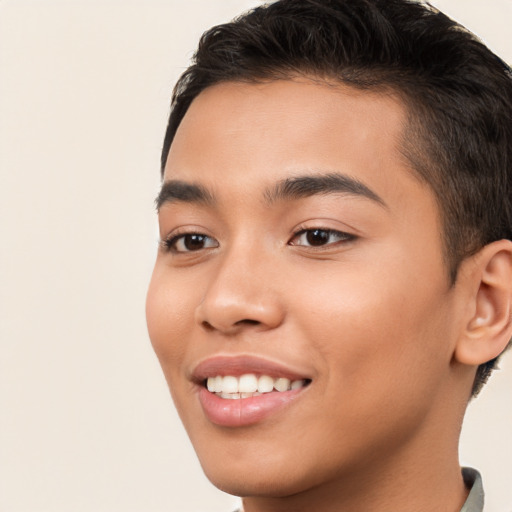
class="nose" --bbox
[194,247,285,335]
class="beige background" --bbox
[0,1,510,511]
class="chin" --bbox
[192,434,338,499]
[195,447,296,497]
[201,464,312,499]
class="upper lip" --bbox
[190,354,312,384]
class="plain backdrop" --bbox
[0,1,511,511]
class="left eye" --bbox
[290,229,354,247]
[165,233,218,253]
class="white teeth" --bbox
[291,379,305,390]
[241,392,261,399]
[222,375,239,394]
[239,374,258,393]
[220,392,240,399]
[214,375,223,393]
[274,377,291,392]
[206,374,308,397]
[257,375,274,393]
[207,377,216,392]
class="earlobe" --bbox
[455,239,512,366]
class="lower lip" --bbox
[197,386,306,427]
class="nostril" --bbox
[201,321,215,331]
[235,319,260,326]
[200,318,261,333]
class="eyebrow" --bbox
[264,172,387,208]
[155,180,215,210]
[156,172,387,211]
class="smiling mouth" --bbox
[205,374,311,399]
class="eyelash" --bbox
[160,232,218,253]
[289,228,356,248]
[160,227,356,253]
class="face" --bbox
[146,80,463,498]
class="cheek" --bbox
[146,265,197,378]
[279,264,455,473]
[291,257,453,399]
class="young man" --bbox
[146,1,512,510]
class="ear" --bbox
[454,239,512,366]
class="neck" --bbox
[242,399,469,512]
[243,456,468,512]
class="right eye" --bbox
[289,228,356,248]
[163,233,219,253]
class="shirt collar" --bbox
[460,467,484,512]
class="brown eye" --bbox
[165,233,218,253]
[183,234,208,251]
[305,229,330,246]
[290,229,354,248]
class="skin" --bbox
[146,79,512,512]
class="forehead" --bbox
[163,79,431,218]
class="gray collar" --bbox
[460,467,484,512]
